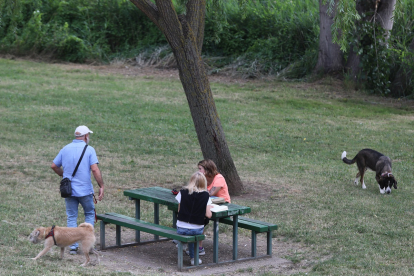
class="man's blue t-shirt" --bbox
[53,140,99,197]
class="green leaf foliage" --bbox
[0,0,413,97]
[0,0,166,60]
[356,22,394,95]
[203,0,319,75]
[354,0,414,96]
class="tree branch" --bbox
[186,0,206,54]
[155,0,185,49]
[129,0,161,29]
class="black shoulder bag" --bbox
[60,145,88,198]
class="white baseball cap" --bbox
[74,125,93,137]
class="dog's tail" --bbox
[341,151,356,165]
[79,222,94,230]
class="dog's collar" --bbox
[45,225,57,245]
[381,172,393,178]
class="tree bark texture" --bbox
[373,0,396,32]
[346,0,396,78]
[129,0,244,195]
[315,0,343,74]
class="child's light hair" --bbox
[185,172,207,194]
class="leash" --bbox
[93,194,98,223]
[45,225,57,245]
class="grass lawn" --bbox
[1,58,414,275]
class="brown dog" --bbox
[29,222,100,266]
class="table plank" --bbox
[124,187,175,206]
[124,187,251,218]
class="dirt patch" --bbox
[58,182,315,275]
[70,227,313,276]
[1,54,277,85]
[87,185,314,275]
[5,54,413,111]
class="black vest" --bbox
[178,189,209,225]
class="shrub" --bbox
[0,0,166,61]
[203,0,319,77]
[57,34,89,63]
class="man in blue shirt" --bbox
[51,125,105,255]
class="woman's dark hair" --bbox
[197,159,219,178]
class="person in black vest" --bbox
[175,172,213,265]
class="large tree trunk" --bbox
[376,0,397,36]
[129,0,244,195]
[346,0,396,79]
[315,0,343,74]
[390,38,414,97]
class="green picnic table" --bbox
[124,186,251,263]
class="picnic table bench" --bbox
[97,212,205,269]
[219,216,278,257]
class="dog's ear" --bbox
[30,230,40,239]
[390,175,397,189]
[29,230,40,241]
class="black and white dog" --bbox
[341,149,397,194]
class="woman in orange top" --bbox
[192,159,231,255]
[198,159,231,203]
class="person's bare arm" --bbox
[91,163,104,201]
[205,205,213,218]
[51,163,63,177]
[209,186,222,196]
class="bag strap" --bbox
[72,145,88,177]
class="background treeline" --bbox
[0,0,413,96]
[0,0,318,71]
